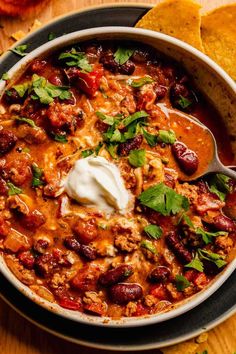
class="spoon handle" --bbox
[214,164,236,180]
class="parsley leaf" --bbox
[175,275,190,291]
[140,240,157,254]
[59,48,92,72]
[11,44,28,57]
[7,182,22,196]
[81,149,94,158]
[196,228,227,245]
[1,72,9,81]
[129,149,146,167]
[142,128,158,147]
[198,249,227,269]
[138,182,189,216]
[114,46,134,65]
[144,224,163,240]
[209,173,231,201]
[129,76,153,88]
[31,163,44,187]
[15,117,37,128]
[158,129,176,144]
[178,95,192,109]
[53,133,68,143]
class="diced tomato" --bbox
[184,269,198,282]
[77,68,103,97]
[134,303,149,317]
[18,251,35,270]
[84,302,106,316]
[58,297,82,311]
[150,284,168,300]
[193,273,209,288]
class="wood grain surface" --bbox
[0,0,236,353]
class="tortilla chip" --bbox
[135,0,203,51]
[201,5,236,80]
[161,339,199,354]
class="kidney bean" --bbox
[172,141,199,175]
[64,237,96,260]
[132,49,150,63]
[18,251,35,270]
[48,74,63,86]
[33,239,49,254]
[71,266,99,292]
[72,218,98,244]
[80,244,97,260]
[148,266,171,283]
[28,59,47,74]
[95,119,109,133]
[166,231,192,264]
[169,83,195,111]
[212,214,235,232]
[224,192,236,220]
[34,253,54,277]
[154,84,167,101]
[0,129,17,155]
[100,51,135,75]
[119,60,135,75]
[19,210,46,230]
[117,134,143,156]
[64,236,81,252]
[109,283,143,304]
[99,265,134,287]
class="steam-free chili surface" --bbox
[0,41,235,318]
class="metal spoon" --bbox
[177,113,236,181]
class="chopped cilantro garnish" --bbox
[13,82,30,97]
[158,129,176,144]
[31,163,44,187]
[1,72,9,81]
[121,110,148,127]
[106,144,117,159]
[11,44,28,57]
[128,149,146,167]
[185,254,204,272]
[142,128,158,147]
[185,249,227,272]
[81,149,94,158]
[15,117,37,128]
[59,48,92,72]
[53,133,68,143]
[138,182,189,216]
[175,275,190,291]
[114,46,134,65]
[129,76,153,88]
[96,111,117,126]
[178,95,192,109]
[7,182,22,196]
[196,228,227,245]
[140,240,157,254]
[144,224,163,240]
[48,32,56,41]
[209,173,231,201]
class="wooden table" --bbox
[0,0,236,353]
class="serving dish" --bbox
[0,8,235,329]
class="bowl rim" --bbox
[0,26,235,328]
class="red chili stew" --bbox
[0,41,235,318]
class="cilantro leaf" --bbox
[140,240,157,254]
[209,173,231,201]
[139,182,189,216]
[144,224,163,240]
[96,111,116,126]
[175,275,190,291]
[81,149,94,158]
[158,129,176,144]
[129,76,153,88]
[7,182,22,196]
[185,255,204,272]
[196,228,227,245]
[11,44,28,57]
[31,163,44,187]
[128,149,146,167]
[48,32,56,41]
[15,117,37,128]
[178,95,192,109]
[198,249,227,269]
[114,47,134,65]
[1,72,9,81]
[121,110,149,127]
[182,214,194,228]
[106,144,117,159]
[13,82,30,97]
[142,128,158,147]
[59,48,92,72]
[95,142,103,155]
[53,133,68,143]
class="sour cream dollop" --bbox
[64,156,130,214]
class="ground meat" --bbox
[46,102,78,134]
[175,182,199,204]
[124,301,138,316]
[16,124,47,144]
[112,219,141,252]
[5,255,35,285]
[215,235,233,255]
[1,152,32,186]
[0,216,10,238]
[196,193,225,214]
[166,283,182,301]
[0,129,17,155]
[144,294,158,307]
